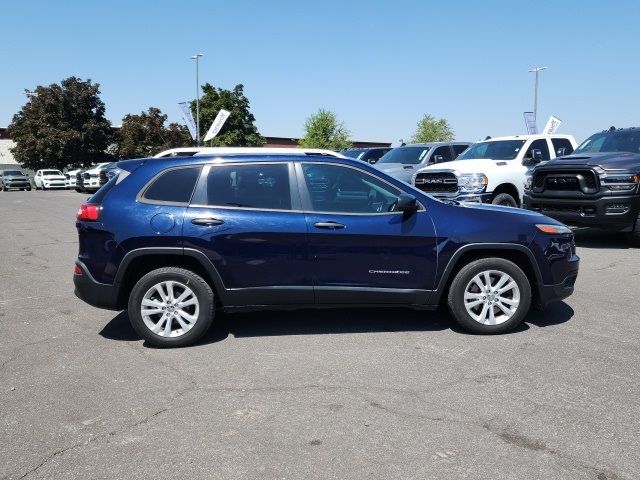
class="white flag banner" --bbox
[542,115,562,135]
[178,102,197,140]
[523,112,538,134]
[203,109,231,142]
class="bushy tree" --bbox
[194,83,264,146]
[8,77,113,170]
[116,107,191,159]
[411,114,455,143]
[298,109,352,150]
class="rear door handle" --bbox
[191,217,224,226]
[313,221,345,230]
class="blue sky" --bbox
[1,0,638,145]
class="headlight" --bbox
[601,173,640,191]
[458,173,488,193]
[524,172,533,190]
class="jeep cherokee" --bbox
[74,154,579,347]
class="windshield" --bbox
[377,146,430,165]
[574,130,640,154]
[3,170,24,176]
[342,149,366,159]
[43,170,63,176]
[457,140,526,161]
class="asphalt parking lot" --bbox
[1,190,639,480]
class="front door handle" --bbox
[313,221,345,230]
[191,217,224,226]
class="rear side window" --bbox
[452,144,469,158]
[142,167,201,204]
[205,164,291,210]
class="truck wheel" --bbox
[491,193,518,207]
[626,213,640,247]
[447,258,531,334]
[128,267,215,348]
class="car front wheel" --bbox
[491,193,518,207]
[128,267,215,347]
[447,258,531,334]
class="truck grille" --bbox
[533,170,598,194]
[414,172,458,193]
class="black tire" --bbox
[491,193,518,207]
[626,212,640,247]
[127,267,215,348]
[26,187,31,191]
[447,257,531,334]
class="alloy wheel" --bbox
[463,270,521,325]
[140,280,200,337]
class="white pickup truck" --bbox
[411,134,577,207]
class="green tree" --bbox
[194,83,264,146]
[411,114,455,143]
[8,77,113,170]
[298,109,352,150]
[116,107,191,159]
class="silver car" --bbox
[375,142,472,183]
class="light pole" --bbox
[190,53,204,145]
[528,66,547,124]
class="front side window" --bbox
[302,164,402,214]
[525,139,551,160]
[457,140,526,161]
[551,138,574,156]
[431,146,453,163]
[205,164,291,210]
[142,167,201,204]
[452,144,469,158]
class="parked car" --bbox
[412,135,577,207]
[34,169,66,190]
[0,169,31,191]
[375,142,472,183]
[99,163,120,187]
[65,169,82,189]
[78,163,111,192]
[523,127,640,245]
[154,147,347,158]
[341,147,393,164]
[74,154,579,347]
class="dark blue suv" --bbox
[74,154,579,347]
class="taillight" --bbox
[74,265,83,275]
[76,204,101,221]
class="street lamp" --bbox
[190,53,204,145]
[528,66,547,124]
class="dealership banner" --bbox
[178,102,197,140]
[203,109,231,142]
[523,112,538,134]
[542,115,562,135]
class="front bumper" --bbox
[524,193,640,232]
[537,259,579,309]
[3,181,31,189]
[74,261,121,310]
[44,182,67,189]
[429,192,492,203]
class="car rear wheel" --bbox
[128,267,215,347]
[491,193,518,207]
[447,258,531,334]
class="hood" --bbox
[456,201,544,218]
[419,158,506,174]
[43,174,65,179]
[544,152,640,171]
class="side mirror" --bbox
[433,155,444,163]
[556,147,567,157]
[396,193,419,214]
[532,149,543,161]
[522,149,543,167]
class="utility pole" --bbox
[528,66,547,124]
[190,53,204,145]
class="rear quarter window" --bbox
[141,166,202,204]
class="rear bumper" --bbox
[73,261,121,311]
[524,193,640,232]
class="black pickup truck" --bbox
[523,127,640,245]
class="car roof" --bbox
[153,147,347,158]
[478,134,574,142]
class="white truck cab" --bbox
[411,134,577,207]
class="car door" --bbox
[182,162,312,306]
[297,162,438,304]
